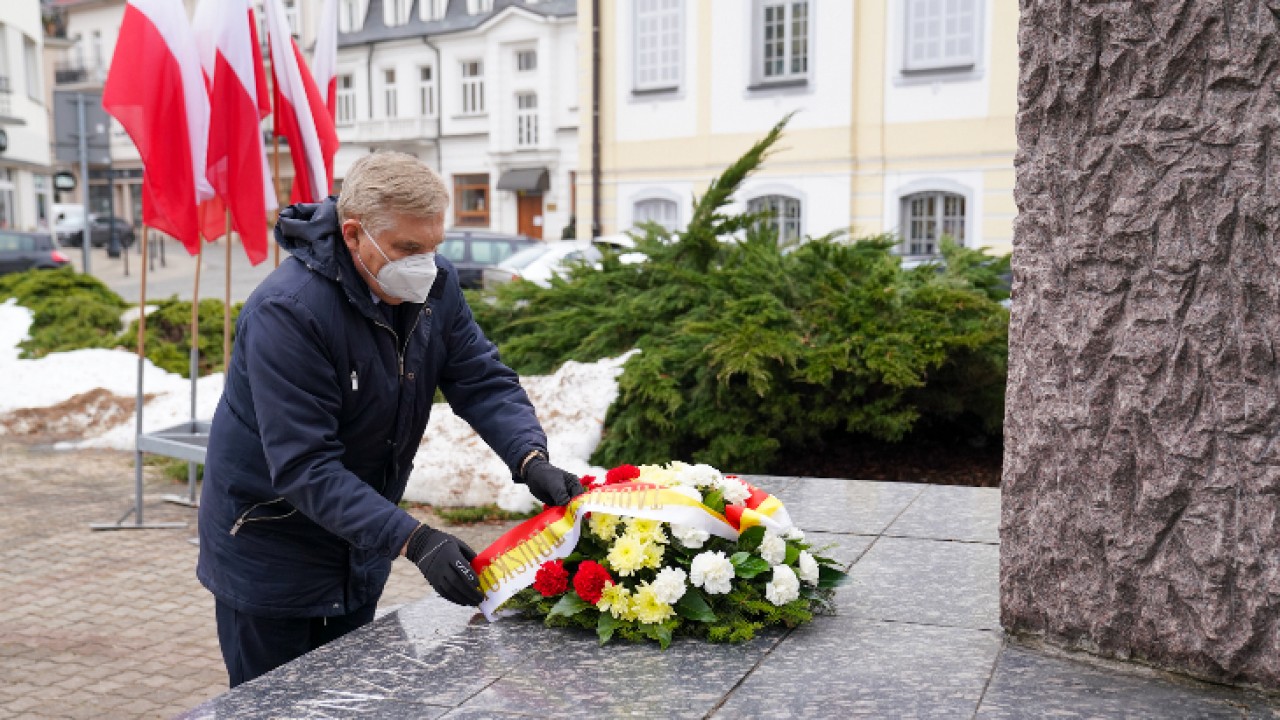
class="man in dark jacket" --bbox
[197,152,583,687]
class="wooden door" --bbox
[517,192,543,240]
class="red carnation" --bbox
[605,464,641,485]
[572,560,613,604]
[580,474,599,490]
[532,559,569,597]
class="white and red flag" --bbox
[102,0,213,254]
[313,0,339,122]
[264,0,339,204]
[192,0,277,265]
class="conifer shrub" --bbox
[118,297,242,378]
[0,267,128,357]
[471,118,1010,472]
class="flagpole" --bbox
[224,209,233,370]
[93,224,184,530]
[163,242,202,508]
[273,134,282,268]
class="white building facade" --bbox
[336,0,579,240]
[0,0,54,231]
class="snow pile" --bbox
[1,298,631,510]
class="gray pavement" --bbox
[65,236,282,305]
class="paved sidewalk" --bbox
[0,441,518,720]
[65,236,278,305]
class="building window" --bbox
[634,198,679,231]
[755,0,810,84]
[420,0,446,21]
[23,37,39,102]
[516,49,537,72]
[418,66,436,117]
[0,168,14,229]
[34,175,50,229]
[515,93,538,148]
[454,174,490,227]
[386,0,411,26]
[747,194,802,244]
[633,0,681,92]
[904,0,979,72]
[460,60,484,115]
[902,191,966,255]
[467,0,494,14]
[336,74,356,125]
[382,68,397,118]
[284,0,300,38]
[339,0,364,33]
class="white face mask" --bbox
[355,223,438,304]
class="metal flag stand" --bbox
[92,226,189,531]
[159,236,205,508]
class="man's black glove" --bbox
[404,525,484,607]
[522,456,585,507]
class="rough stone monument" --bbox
[1002,1,1280,689]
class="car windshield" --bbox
[500,244,554,270]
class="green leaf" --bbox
[649,623,673,650]
[674,588,717,623]
[548,593,592,617]
[730,552,771,579]
[737,525,766,553]
[818,564,849,589]
[597,611,622,644]
[702,488,726,514]
[784,542,800,565]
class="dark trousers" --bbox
[215,599,378,687]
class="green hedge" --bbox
[470,117,1010,472]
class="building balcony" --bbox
[0,76,11,118]
[338,116,438,146]
[54,62,90,86]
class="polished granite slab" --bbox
[180,479,1279,719]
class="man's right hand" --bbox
[404,525,484,607]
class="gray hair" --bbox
[337,151,449,234]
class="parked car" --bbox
[56,213,135,250]
[436,229,536,289]
[0,230,71,276]
[482,241,605,290]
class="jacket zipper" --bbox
[230,497,297,536]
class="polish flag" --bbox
[102,0,213,254]
[192,0,277,265]
[264,0,339,204]
[313,0,339,121]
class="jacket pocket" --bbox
[229,497,298,536]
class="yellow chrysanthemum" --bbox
[589,512,621,541]
[626,517,669,545]
[643,540,665,569]
[597,583,632,619]
[632,583,675,625]
[636,464,677,486]
[607,532,649,576]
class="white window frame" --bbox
[0,168,15,229]
[460,60,485,116]
[516,49,537,73]
[420,0,447,22]
[632,0,682,93]
[336,73,357,126]
[900,190,967,256]
[23,36,39,102]
[747,193,803,244]
[515,92,538,148]
[339,0,365,33]
[903,0,980,73]
[385,0,410,27]
[633,197,680,232]
[382,68,398,118]
[751,0,812,86]
[418,65,436,118]
[467,0,494,14]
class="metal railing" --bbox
[54,62,89,85]
[0,76,11,117]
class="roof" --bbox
[339,0,577,48]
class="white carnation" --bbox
[651,567,688,604]
[765,564,801,606]
[719,476,752,506]
[689,551,735,595]
[674,462,723,489]
[759,531,787,566]
[797,551,820,585]
[671,523,710,549]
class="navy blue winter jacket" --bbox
[196,198,546,618]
